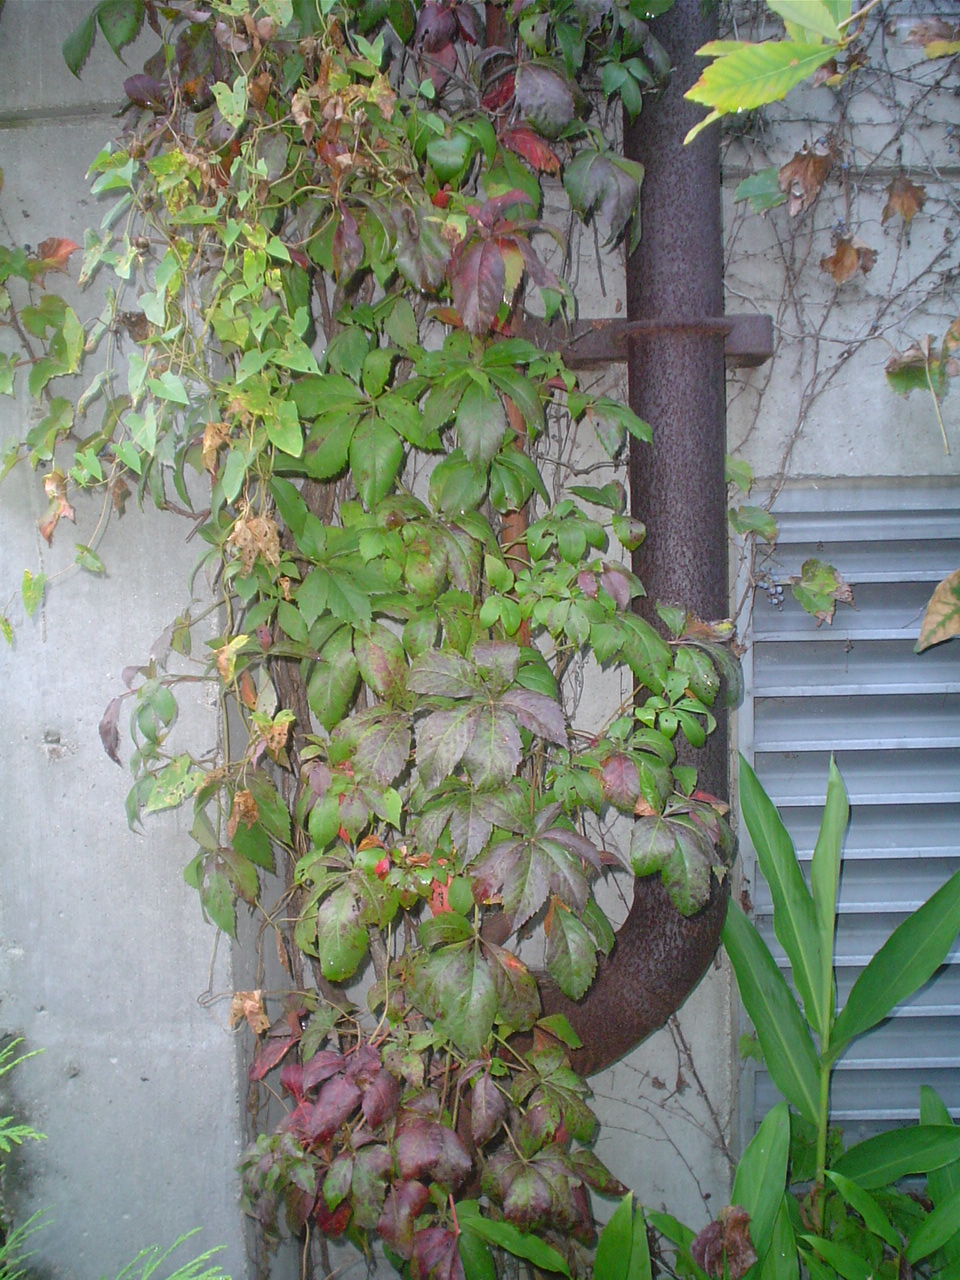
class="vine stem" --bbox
[924,346,951,455]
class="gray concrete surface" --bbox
[0,4,252,1276]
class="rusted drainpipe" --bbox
[480,1,730,1077]
[539,0,730,1077]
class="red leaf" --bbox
[414,1,457,51]
[249,1034,297,1080]
[451,240,505,335]
[601,755,641,809]
[37,238,80,272]
[280,1062,305,1100]
[411,1228,465,1280]
[303,1075,363,1140]
[455,2,482,45]
[362,1068,403,1128]
[315,1196,352,1237]
[99,697,123,766]
[501,127,561,175]
[378,1180,431,1259]
[471,1072,507,1145]
[481,72,515,113]
[332,208,364,281]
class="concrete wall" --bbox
[0,5,251,1276]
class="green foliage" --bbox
[662,763,960,1280]
[0,0,753,1270]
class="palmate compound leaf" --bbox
[333,707,412,786]
[472,821,599,930]
[410,941,498,1057]
[514,63,578,138]
[450,239,505,336]
[630,814,719,915]
[415,782,525,862]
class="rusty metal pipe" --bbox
[541,0,730,1076]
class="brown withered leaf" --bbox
[882,175,927,226]
[692,1206,758,1280]
[230,989,271,1034]
[248,72,274,110]
[906,18,960,57]
[779,143,835,215]
[99,696,123,767]
[291,88,315,143]
[228,789,259,839]
[820,235,877,284]
[227,508,281,574]
[202,421,232,473]
[811,58,839,87]
[38,469,76,543]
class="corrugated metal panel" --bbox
[743,486,960,1137]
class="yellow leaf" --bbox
[916,568,960,652]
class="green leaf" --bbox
[732,1101,790,1262]
[315,885,368,980]
[0,615,12,646]
[920,1086,960,1261]
[825,1172,900,1250]
[148,370,189,404]
[21,570,46,617]
[536,1013,582,1049]
[722,903,821,1125]
[200,868,237,936]
[800,1235,873,1280]
[907,1185,960,1263]
[459,1226,497,1280]
[810,757,847,1042]
[63,9,97,76]
[75,544,106,575]
[833,1126,960,1189]
[767,0,841,41]
[266,399,303,457]
[595,1194,652,1280]
[829,867,960,1061]
[457,383,507,466]
[684,41,837,142]
[760,1197,798,1280]
[349,417,404,507]
[729,505,778,542]
[459,1209,570,1275]
[544,905,597,1000]
[739,757,825,1038]
[96,0,145,57]
[734,167,787,213]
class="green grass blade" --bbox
[723,903,820,1124]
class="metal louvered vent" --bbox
[741,485,960,1145]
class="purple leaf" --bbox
[249,1035,297,1081]
[354,625,409,697]
[471,641,519,686]
[578,571,599,599]
[460,705,523,788]
[454,2,483,45]
[362,1069,402,1128]
[411,1227,465,1280]
[601,754,641,809]
[502,1167,555,1227]
[600,565,632,610]
[304,1075,363,1140]
[408,651,478,697]
[514,64,576,138]
[471,1072,507,1145]
[451,240,505,335]
[378,1180,431,1259]
[338,709,412,787]
[416,705,481,789]
[397,1119,443,1180]
[99,697,122,766]
[124,73,169,109]
[302,1049,346,1091]
[499,688,568,746]
[563,151,642,248]
[475,189,536,229]
[333,208,364,281]
[414,1,457,51]
[474,834,591,929]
